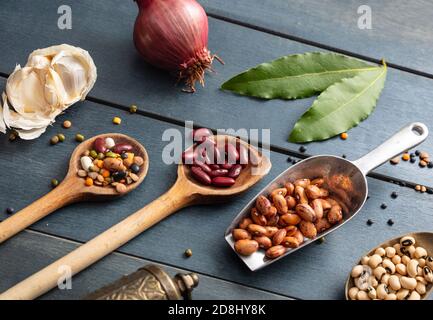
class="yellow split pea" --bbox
[112,117,122,125]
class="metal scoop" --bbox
[226,122,428,271]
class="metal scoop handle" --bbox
[353,122,429,175]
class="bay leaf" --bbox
[221,52,380,99]
[289,65,387,143]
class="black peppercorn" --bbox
[415,150,420,156]
[387,219,394,226]
[130,164,140,174]
[428,162,433,168]
[299,146,306,153]
[427,188,433,194]
[287,156,292,162]
[410,158,416,163]
[121,152,128,159]
[342,154,347,159]
[367,219,373,226]
[5,207,14,214]
[381,203,387,209]
[391,192,398,199]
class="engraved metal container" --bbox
[85,265,199,300]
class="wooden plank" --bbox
[0,1,432,186]
[200,0,433,74]
[0,230,289,300]
[1,93,432,299]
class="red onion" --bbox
[134,0,223,92]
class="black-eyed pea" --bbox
[426,256,433,269]
[377,284,389,299]
[373,266,386,280]
[351,265,364,278]
[408,291,421,300]
[374,247,386,257]
[392,255,401,265]
[356,291,370,300]
[396,263,407,275]
[366,286,377,299]
[414,246,428,259]
[407,245,416,258]
[382,259,396,274]
[385,293,397,300]
[254,236,272,250]
[407,260,419,278]
[401,255,411,265]
[393,243,402,256]
[400,276,417,290]
[361,256,370,266]
[388,275,401,291]
[416,282,426,295]
[423,266,433,283]
[396,289,410,300]
[400,236,416,247]
[348,287,359,300]
[385,246,396,258]
[355,268,372,291]
[416,276,427,285]
[381,273,390,285]
[369,276,378,288]
[368,254,382,269]
[418,258,426,268]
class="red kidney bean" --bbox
[94,137,107,153]
[192,128,213,142]
[221,163,233,170]
[226,143,240,164]
[196,162,212,174]
[190,166,211,185]
[210,169,229,177]
[212,176,236,187]
[209,164,220,170]
[228,164,242,178]
[238,144,249,166]
[182,149,195,164]
[113,143,133,154]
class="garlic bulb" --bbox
[0,44,97,139]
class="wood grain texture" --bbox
[0,94,432,299]
[0,230,289,300]
[0,1,432,186]
[200,0,433,74]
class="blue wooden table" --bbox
[1,0,433,300]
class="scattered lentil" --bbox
[75,134,85,142]
[391,192,398,199]
[5,207,14,215]
[415,185,422,191]
[420,151,429,159]
[184,249,193,258]
[402,153,410,161]
[387,219,394,226]
[421,186,427,193]
[63,120,72,129]
[85,177,94,186]
[340,132,348,140]
[419,160,427,167]
[51,179,59,188]
[112,117,122,125]
[50,135,59,145]
[380,203,387,209]
[299,146,306,153]
[57,133,65,142]
[129,104,138,113]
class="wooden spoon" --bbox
[0,133,149,244]
[0,135,271,300]
[345,232,433,300]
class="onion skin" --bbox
[134,0,222,92]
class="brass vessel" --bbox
[85,265,199,300]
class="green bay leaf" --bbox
[289,65,387,143]
[221,52,380,99]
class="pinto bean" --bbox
[295,203,316,222]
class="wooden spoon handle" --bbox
[0,180,193,300]
[0,178,81,244]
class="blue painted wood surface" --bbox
[0,1,433,300]
[0,0,432,186]
[200,0,433,74]
[0,230,289,300]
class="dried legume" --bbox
[63,120,72,129]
